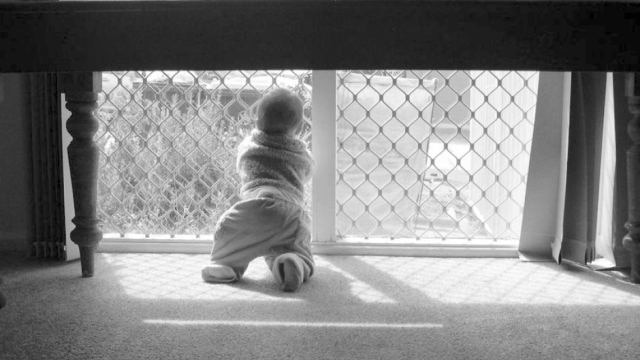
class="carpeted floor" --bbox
[1,253,640,360]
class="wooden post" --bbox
[62,72,102,277]
[623,73,640,283]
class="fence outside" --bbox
[95,70,312,237]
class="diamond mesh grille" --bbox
[95,70,538,242]
[95,70,312,236]
[336,70,538,242]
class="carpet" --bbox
[1,253,639,359]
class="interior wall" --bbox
[0,74,33,254]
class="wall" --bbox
[0,74,33,254]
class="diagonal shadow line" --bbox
[322,256,444,305]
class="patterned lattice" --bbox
[95,70,312,236]
[96,69,537,242]
[336,70,538,241]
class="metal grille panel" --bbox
[336,70,538,242]
[96,70,312,236]
[96,69,538,243]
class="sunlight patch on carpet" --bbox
[102,253,395,303]
[356,257,640,305]
[102,253,300,301]
[143,319,443,328]
[100,253,640,305]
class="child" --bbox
[202,88,314,292]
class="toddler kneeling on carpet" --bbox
[202,88,315,292]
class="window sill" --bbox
[96,235,518,257]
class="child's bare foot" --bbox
[201,263,238,283]
[272,253,305,292]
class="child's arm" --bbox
[235,135,253,175]
[300,148,315,184]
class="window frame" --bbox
[82,71,569,258]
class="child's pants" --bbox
[209,188,314,279]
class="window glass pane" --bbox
[336,70,538,242]
[96,70,312,236]
[95,69,538,243]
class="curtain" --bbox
[556,72,630,267]
[29,73,66,260]
[558,72,605,264]
[611,73,632,268]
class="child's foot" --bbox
[272,253,305,292]
[201,263,238,283]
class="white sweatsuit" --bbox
[208,129,315,279]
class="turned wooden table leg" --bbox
[62,73,102,277]
[623,73,640,283]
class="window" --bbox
[95,70,538,248]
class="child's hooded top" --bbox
[236,129,314,205]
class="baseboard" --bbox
[97,236,519,257]
[312,242,519,257]
[97,236,213,254]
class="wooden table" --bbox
[1,0,639,279]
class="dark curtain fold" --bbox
[558,72,632,267]
[29,73,66,260]
[560,72,606,264]
[612,73,632,268]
